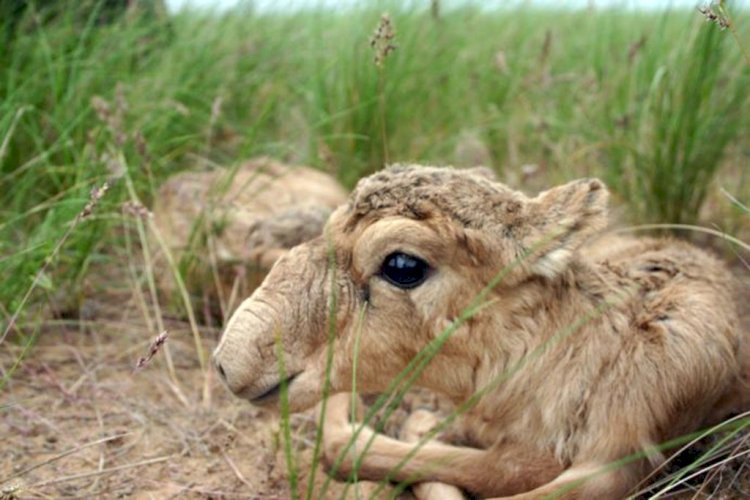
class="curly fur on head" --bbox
[346,164,524,230]
[345,164,609,279]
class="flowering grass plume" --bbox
[699,3,730,30]
[134,331,169,371]
[370,13,397,67]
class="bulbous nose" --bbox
[213,346,248,395]
[213,291,289,398]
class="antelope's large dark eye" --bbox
[379,252,430,289]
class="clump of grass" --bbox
[0,177,111,388]
[599,8,748,225]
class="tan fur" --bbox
[213,165,749,498]
[151,157,347,311]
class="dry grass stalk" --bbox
[207,95,224,146]
[494,50,509,74]
[26,455,171,489]
[90,92,188,401]
[138,186,211,405]
[145,215,208,372]
[0,105,31,164]
[653,446,750,496]
[694,432,750,496]
[430,0,440,20]
[369,13,397,166]
[632,411,750,494]
[0,432,131,484]
[134,330,169,371]
[221,451,254,490]
[627,35,647,64]
[204,225,229,322]
[537,29,553,86]
[120,182,187,404]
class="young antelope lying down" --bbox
[213,165,749,498]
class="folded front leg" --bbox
[399,409,465,500]
[322,393,563,498]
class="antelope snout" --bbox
[212,344,247,395]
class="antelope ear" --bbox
[521,178,609,278]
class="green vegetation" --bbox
[2,2,748,327]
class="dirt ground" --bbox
[1,258,749,499]
[1,293,294,499]
[0,280,453,499]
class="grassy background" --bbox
[1,0,749,345]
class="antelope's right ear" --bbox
[520,178,609,278]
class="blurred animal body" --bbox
[152,157,346,312]
[214,165,749,498]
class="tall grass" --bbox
[599,11,749,224]
[2,3,748,333]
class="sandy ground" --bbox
[0,283,450,499]
[1,260,749,499]
[1,297,296,499]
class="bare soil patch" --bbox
[0,285,445,498]
[2,293,294,498]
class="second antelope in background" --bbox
[152,157,347,317]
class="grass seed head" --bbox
[80,182,110,219]
[122,200,152,220]
[370,13,397,67]
[699,3,730,30]
[134,330,169,371]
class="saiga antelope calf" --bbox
[214,165,749,498]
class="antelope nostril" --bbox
[216,361,227,381]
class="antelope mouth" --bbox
[247,372,301,405]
